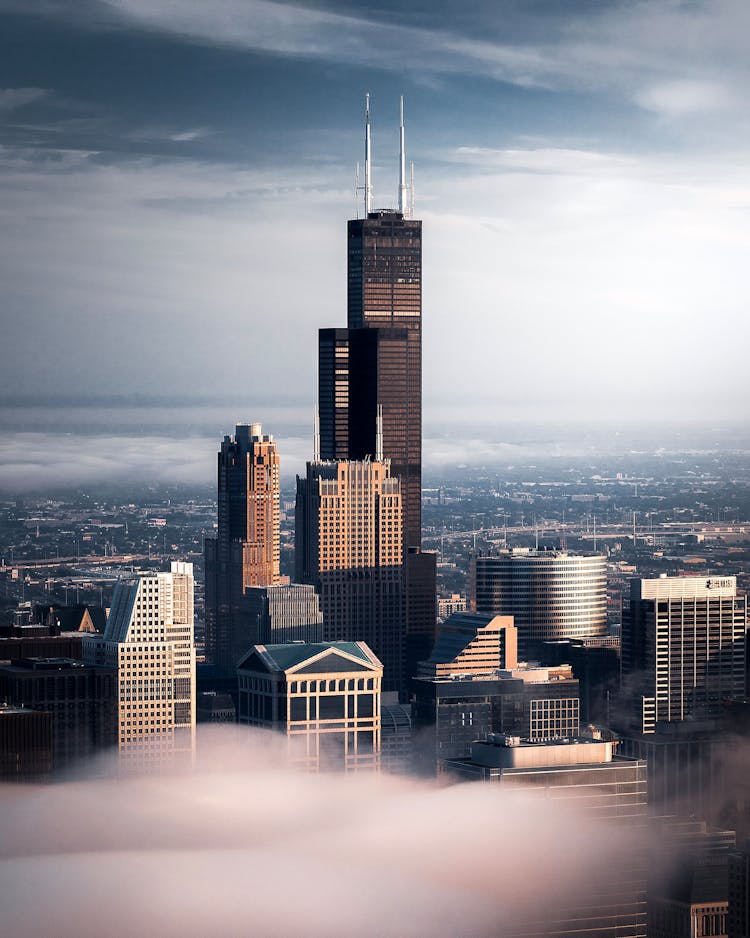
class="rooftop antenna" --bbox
[375,403,384,462]
[364,93,372,215]
[409,160,415,218]
[398,95,407,215]
[313,406,320,463]
[355,161,361,219]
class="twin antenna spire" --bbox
[358,94,413,218]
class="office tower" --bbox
[317,98,436,686]
[622,575,746,734]
[650,818,735,938]
[411,612,580,774]
[417,612,518,678]
[0,703,53,782]
[296,458,403,693]
[445,735,648,938]
[84,562,196,771]
[243,583,323,645]
[204,422,282,670]
[472,549,608,652]
[237,640,382,772]
[729,840,750,938]
[0,657,116,772]
[528,637,620,725]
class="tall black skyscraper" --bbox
[317,97,436,688]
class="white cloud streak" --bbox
[99,0,750,117]
[0,87,48,110]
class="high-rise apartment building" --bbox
[317,98,436,685]
[296,458,404,693]
[205,422,282,670]
[84,562,196,772]
[621,575,746,734]
[472,549,608,652]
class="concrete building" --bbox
[621,576,746,734]
[84,562,196,772]
[204,423,282,670]
[237,640,382,772]
[472,549,608,652]
[296,458,404,693]
[445,735,648,937]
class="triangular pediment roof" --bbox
[237,641,381,675]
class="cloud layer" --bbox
[0,726,645,938]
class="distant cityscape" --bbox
[2,97,750,938]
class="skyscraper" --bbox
[621,575,746,734]
[205,422,282,670]
[83,562,196,772]
[472,549,608,652]
[296,457,403,693]
[317,97,436,684]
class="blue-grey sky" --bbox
[2,0,750,428]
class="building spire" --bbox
[398,95,407,215]
[364,93,372,215]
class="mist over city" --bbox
[3,2,750,937]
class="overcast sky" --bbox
[2,0,749,429]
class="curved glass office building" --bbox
[472,549,608,651]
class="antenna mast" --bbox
[313,406,320,463]
[364,93,372,215]
[409,161,415,218]
[398,95,407,215]
[375,403,384,463]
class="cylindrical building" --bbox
[472,549,607,651]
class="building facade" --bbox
[243,583,323,646]
[204,423,282,670]
[445,735,648,938]
[621,576,746,734]
[296,458,404,693]
[84,562,196,772]
[0,656,116,772]
[237,640,382,772]
[317,100,436,689]
[411,613,580,774]
[472,549,608,652]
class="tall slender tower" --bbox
[204,422,282,670]
[317,98,436,688]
